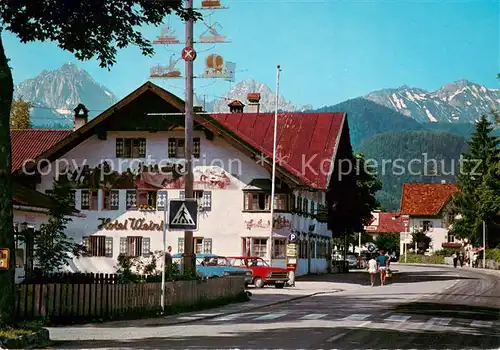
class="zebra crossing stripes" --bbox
[385,315,411,322]
[300,313,328,320]
[470,320,493,328]
[253,313,287,320]
[342,314,371,321]
[427,317,452,326]
[211,313,244,321]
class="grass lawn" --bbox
[0,327,34,339]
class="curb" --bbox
[154,289,344,326]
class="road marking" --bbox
[342,314,371,321]
[211,313,243,321]
[300,313,328,320]
[253,313,287,320]
[427,317,452,326]
[357,321,371,328]
[470,320,493,328]
[385,315,411,322]
[193,313,222,317]
[177,316,202,321]
[327,332,346,342]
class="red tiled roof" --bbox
[400,183,460,216]
[211,113,345,189]
[228,100,245,107]
[12,182,55,209]
[10,130,73,172]
[365,212,405,233]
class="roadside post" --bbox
[286,232,299,286]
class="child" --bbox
[368,255,378,286]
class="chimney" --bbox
[228,100,244,113]
[73,103,89,130]
[247,93,261,113]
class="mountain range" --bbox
[12,64,500,210]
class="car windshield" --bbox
[246,258,269,267]
[198,256,231,267]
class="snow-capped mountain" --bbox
[14,63,118,127]
[365,80,500,123]
[204,78,313,113]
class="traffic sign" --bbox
[287,232,298,243]
[181,46,197,61]
[169,200,198,230]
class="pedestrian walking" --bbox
[367,255,378,286]
[452,252,458,268]
[459,252,464,267]
[376,250,389,286]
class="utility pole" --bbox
[183,0,195,275]
[482,220,486,269]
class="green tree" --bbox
[0,0,199,327]
[34,176,87,274]
[375,233,400,254]
[451,115,500,246]
[410,230,431,253]
[10,98,32,129]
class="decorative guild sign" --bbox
[199,21,228,43]
[200,0,228,9]
[97,218,163,231]
[150,54,182,79]
[200,54,233,79]
[152,26,180,45]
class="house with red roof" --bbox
[364,211,405,238]
[399,182,461,253]
[12,82,355,276]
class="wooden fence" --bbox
[15,276,245,322]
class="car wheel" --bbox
[254,277,265,288]
[275,283,285,289]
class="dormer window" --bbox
[228,100,245,113]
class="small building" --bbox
[399,183,460,252]
[12,83,356,276]
[364,211,405,240]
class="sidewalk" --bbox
[398,263,500,277]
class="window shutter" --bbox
[157,191,168,210]
[179,191,185,200]
[244,192,251,210]
[105,237,113,257]
[178,238,185,253]
[142,237,151,257]
[116,138,124,158]
[83,236,90,255]
[119,237,127,255]
[126,190,137,209]
[202,191,212,211]
[138,139,146,158]
[110,190,120,210]
[203,238,212,253]
[81,190,90,210]
[168,138,177,158]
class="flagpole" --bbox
[270,65,281,266]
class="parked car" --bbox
[171,253,253,284]
[346,254,358,269]
[227,256,289,288]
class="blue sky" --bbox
[3,0,499,108]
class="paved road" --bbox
[48,264,500,349]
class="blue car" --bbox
[171,253,253,284]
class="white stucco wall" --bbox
[400,217,451,253]
[33,130,332,274]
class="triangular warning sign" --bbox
[171,203,195,225]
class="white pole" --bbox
[358,232,362,253]
[269,65,281,266]
[160,198,168,313]
[482,220,486,269]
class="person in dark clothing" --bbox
[452,252,458,268]
[459,253,464,267]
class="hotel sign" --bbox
[97,218,163,231]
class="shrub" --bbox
[404,253,444,264]
[485,248,500,262]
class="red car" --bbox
[228,256,290,288]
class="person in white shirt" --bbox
[368,255,378,287]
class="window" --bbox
[244,192,270,211]
[126,190,137,209]
[102,190,120,210]
[302,198,309,214]
[168,138,201,158]
[273,194,287,211]
[83,236,113,257]
[116,138,146,158]
[179,190,212,211]
[422,220,433,232]
[177,237,212,253]
[137,190,157,208]
[194,237,203,253]
[272,239,286,258]
[448,234,455,243]
[119,236,148,257]
[81,190,98,210]
[252,238,267,257]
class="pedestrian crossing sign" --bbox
[168,199,198,231]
